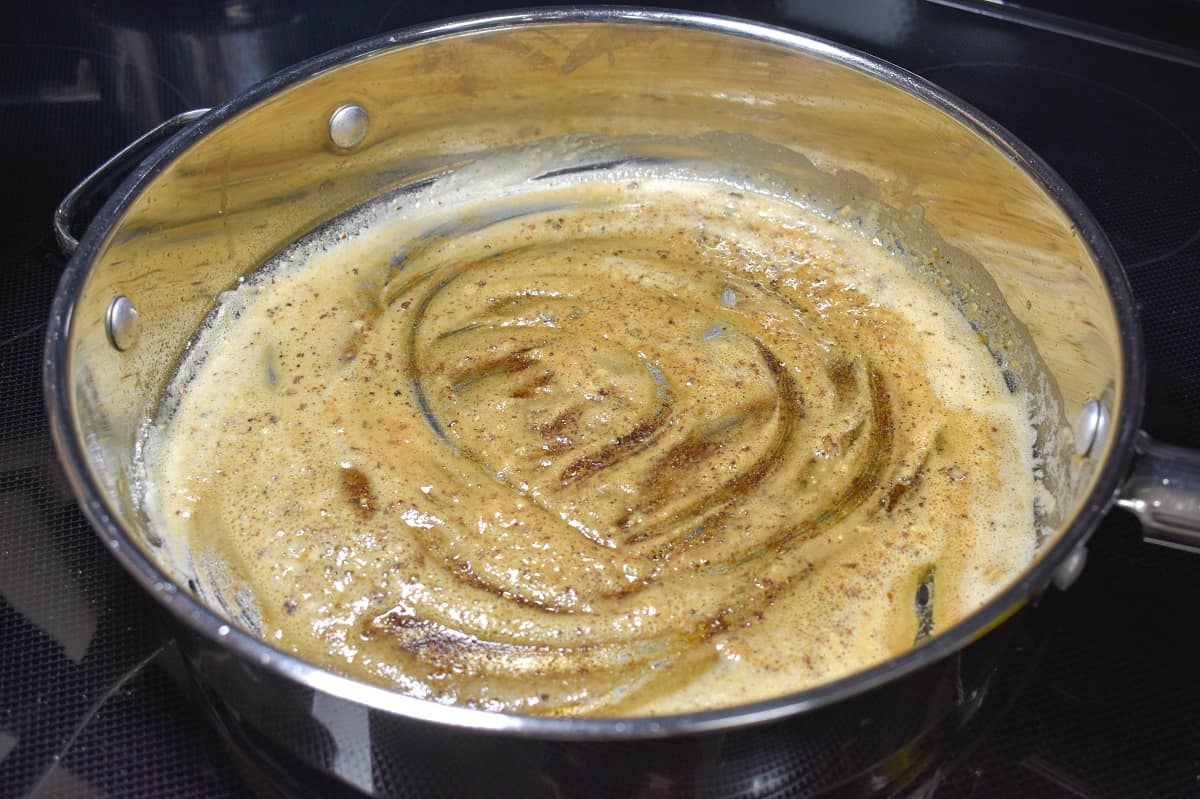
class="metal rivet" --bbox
[1074,399,1109,458]
[1052,545,1088,591]
[106,295,140,351]
[329,104,369,149]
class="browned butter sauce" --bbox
[146,169,1038,717]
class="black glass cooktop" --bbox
[3,1,1199,797]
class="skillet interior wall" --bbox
[65,19,1121,614]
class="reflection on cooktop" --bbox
[923,62,1200,269]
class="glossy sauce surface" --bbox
[147,173,1038,716]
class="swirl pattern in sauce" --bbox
[148,172,1037,716]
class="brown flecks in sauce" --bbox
[532,408,581,455]
[511,371,554,399]
[881,452,931,512]
[651,436,724,474]
[560,414,667,485]
[341,466,378,519]
[825,358,858,403]
[150,174,1038,719]
[941,465,967,482]
[450,347,540,391]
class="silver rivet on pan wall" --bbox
[105,295,140,351]
[329,104,370,149]
[1074,398,1110,458]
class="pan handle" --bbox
[1117,432,1200,554]
[53,108,209,256]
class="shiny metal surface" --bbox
[46,7,1146,751]
[1117,433,1200,554]
[1074,398,1110,457]
[328,103,370,149]
[52,109,209,256]
[104,296,140,352]
[174,610,1025,797]
[1051,545,1088,591]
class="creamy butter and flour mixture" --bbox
[144,157,1040,716]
